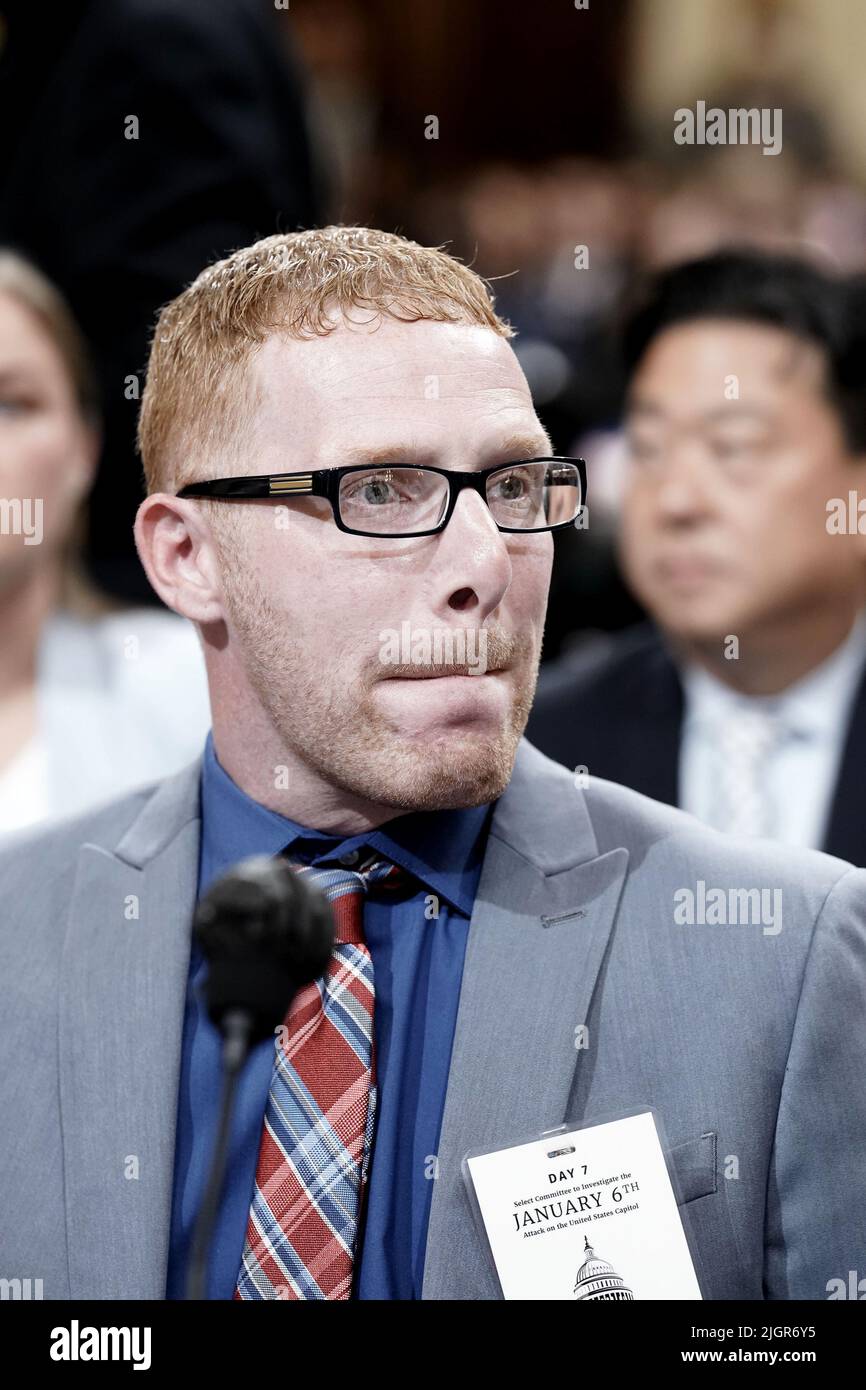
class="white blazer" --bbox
[0,608,211,838]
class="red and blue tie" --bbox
[234,853,407,1300]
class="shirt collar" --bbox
[681,611,866,740]
[199,732,491,917]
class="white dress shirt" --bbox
[679,614,866,849]
[0,608,212,841]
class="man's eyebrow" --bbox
[697,405,774,426]
[339,443,422,467]
[625,401,774,426]
[0,366,39,388]
[496,430,554,458]
[337,431,554,468]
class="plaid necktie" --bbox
[234,851,409,1300]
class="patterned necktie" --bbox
[234,851,409,1300]
[709,705,783,837]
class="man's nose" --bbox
[652,448,716,525]
[429,488,513,619]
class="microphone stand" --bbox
[186,1009,254,1300]
[182,853,335,1300]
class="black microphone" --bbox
[186,856,335,1300]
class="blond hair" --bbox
[138,225,514,495]
[0,250,100,422]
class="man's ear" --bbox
[134,494,226,624]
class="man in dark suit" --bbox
[528,251,866,865]
[0,0,322,600]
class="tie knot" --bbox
[354,849,416,896]
[284,850,415,945]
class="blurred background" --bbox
[6,0,866,639]
[4,0,866,837]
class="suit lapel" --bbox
[60,762,201,1298]
[622,638,683,807]
[823,662,866,866]
[577,631,682,807]
[421,743,628,1299]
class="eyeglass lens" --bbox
[336,461,581,535]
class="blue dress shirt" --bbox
[166,733,491,1300]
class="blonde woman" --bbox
[0,251,210,835]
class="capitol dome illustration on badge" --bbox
[573,1235,635,1300]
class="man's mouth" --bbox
[654,554,727,585]
[382,663,507,680]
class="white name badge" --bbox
[463,1109,703,1300]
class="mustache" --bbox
[373,626,530,678]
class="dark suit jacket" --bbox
[526,623,866,868]
[0,0,323,599]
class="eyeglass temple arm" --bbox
[176,474,319,499]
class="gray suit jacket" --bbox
[1,740,864,1300]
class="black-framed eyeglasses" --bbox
[175,457,587,538]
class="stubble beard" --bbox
[221,564,539,814]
